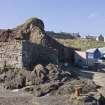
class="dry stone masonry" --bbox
[0,17,76,70]
[0,41,22,68]
[0,17,46,69]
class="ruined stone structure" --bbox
[0,18,58,69]
[0,17,77,70]
[0,41,22,68]
[43,34,78,63]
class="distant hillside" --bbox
[55,38,105,51]
[46,31,80,39]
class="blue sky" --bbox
[0,0,105,36]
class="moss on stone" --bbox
[16,17,44,33]
[24,17,44,30]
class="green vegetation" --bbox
[16,17,44,31]
[58,39,105,51]
[25,17,44,30]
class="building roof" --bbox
[86,47,105,54]
[86,48,98,53]
[99,47,105,54]
[75,51,86,59]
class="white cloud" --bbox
[88,13,97,19]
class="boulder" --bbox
[33,82,63,97]
[31,64,48,85]
[46,63,72,82]
[30,63,73,86]
[0,73,7,83]
[46,64,60,82]
[69,95,98,105]
[4,70,26,89]
[22,85,34,94]
[42,79,98,96]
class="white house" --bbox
[74,47,105,68]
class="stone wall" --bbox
[0,40,22,68]
[0,18,46,69]
[0,39,58,70]
[43,34,76,63]
[0,17,77,70]
[22,40,58,70]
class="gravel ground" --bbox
[0,85,71,105]
[0,84,33,105]
[69,66,105,97]
[93,72,105,97]
[32,95,71,105]
[0,67,105,105]
[0,96,33,105]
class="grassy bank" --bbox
[56,38,105,51]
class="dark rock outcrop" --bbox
[4,70,26,89]
[31,64,48,85]
[46,64,60,82]
[31,78,98,97]
[33,82,63,97]
[30,63,72,85]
